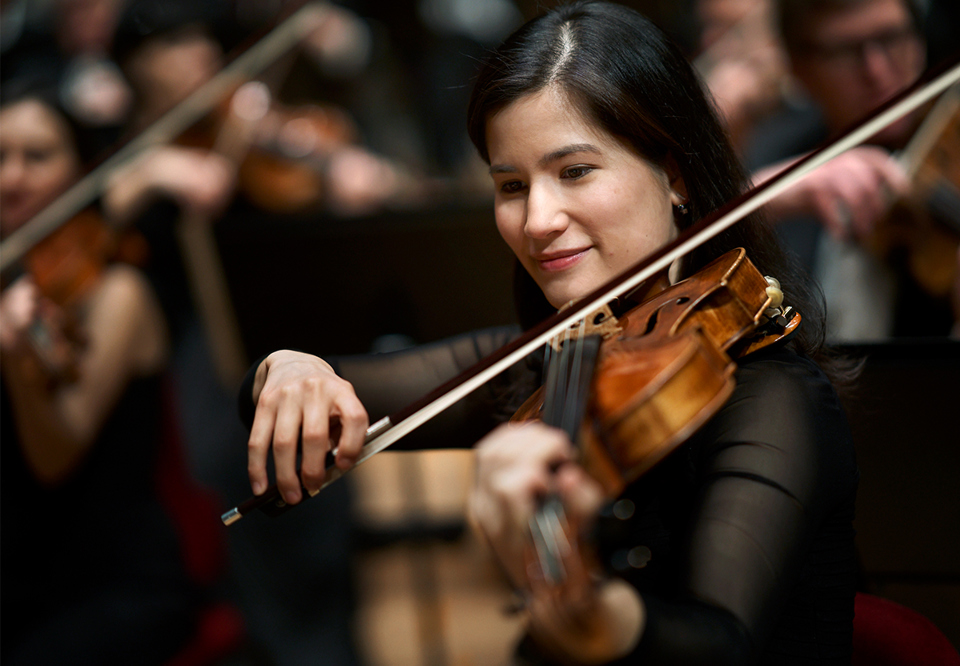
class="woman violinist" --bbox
[0,81,196,664]
[240,2,858,663]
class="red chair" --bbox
[156,382,246,666]
[853,592,959,666]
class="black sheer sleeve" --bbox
[238,325,538,449]
[604,347,858,665]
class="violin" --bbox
[512,249,798,585]
[870,83,960,300]
[176,79,358,215]
[1,206,148,384]
[22,208,147,309]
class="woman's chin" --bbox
[542,279,593,310]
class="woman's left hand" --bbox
[0,276,41,355]
[470,422,645,664]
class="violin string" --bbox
[555,334,571,431]
[562,319,588,439]
[542,336,559,426]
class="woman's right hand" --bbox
[247,350,369,504]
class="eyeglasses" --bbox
[802,27,922,69]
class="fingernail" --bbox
[252,481,264,495]
[284,490,300,504]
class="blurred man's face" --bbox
[125,25,222,114]
[790,0,925,147]
[56,0,122,54]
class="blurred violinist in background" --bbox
[693,0,791,154]
[95,1,411,662]
[746,0,960,340]
[100,0,436,390]
[1,0,132,150]
[0,78,198,666]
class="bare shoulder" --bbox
[88,264,168,372]
[94,263,154,305]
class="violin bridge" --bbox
[548,303,622,351]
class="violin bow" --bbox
[0,1,332,273]
[222,57,960,525]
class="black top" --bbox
[239,326,858,664]
[1,374,196,664]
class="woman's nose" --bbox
[523,184,567,238]
[0,154,25,191]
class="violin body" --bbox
[9,208,147,385]
[871,87,960,300]
[239,103,356,214]
[177,88,357,215]
[514,248,799,497]
[25,209,116,308]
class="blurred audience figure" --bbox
[2,0,132,150]
[0,78,198,666]
[748,0,960,340]
[694,0,791,153]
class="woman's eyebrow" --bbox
[489,143,602,174]
[538,143,600,167]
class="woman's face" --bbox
[0,100,81,236]
[486,87,683,308]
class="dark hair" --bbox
[467,0,830,365]
[111,0,230,68]
[777,0,923,53]
[0,75,96,165]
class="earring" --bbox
[675,202,689,215]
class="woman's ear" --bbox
[664,154,688,206]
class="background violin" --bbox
[13,207,149,383]
[871,83,960,300]
[174,77,358,215]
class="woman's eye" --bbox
[25,149,53,164]
[562,165,592,179]
[499,180,525,194]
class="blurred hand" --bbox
[326,146,401,217]
[0,277,41,355]
[0,277,82,382]
[143,147,237,219]
[470,421,642,663]
[105,146,237,224]
[758,146,910,241]
[302,4,371,77]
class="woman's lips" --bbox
[536,248,589,272]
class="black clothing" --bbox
[239,327,858,664]
[1,375,196,665]
[601,346,858,665]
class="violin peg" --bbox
[764,276,784,310]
